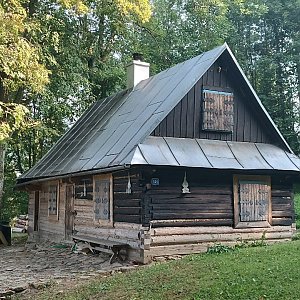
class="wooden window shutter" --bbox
[239,181,269,222]
[202,89,234,132]
[94,176,111,222]
[233,175,271,228]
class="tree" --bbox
[227,0,300,154]
[0,0,49,219]
[1,0,152,220]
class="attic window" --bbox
[202,89,234,132]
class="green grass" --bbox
[30,241,300,300]
[294,184,300,228]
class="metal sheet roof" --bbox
[131,137,300,171]
[18,44,298,183]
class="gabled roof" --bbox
[18,44,296,184]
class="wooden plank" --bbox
[160,118,167,137]
[152,212,233,220]
[180,95,188,137]
[114,207,141,215]
[114,199,141,207]
[150,203,231,211]
[186,88,195,138]
[166,108,174,137]
[173,102,182,137]
[194,79,202,138]
[272,218,293,226]
[114,214,141,223]
[236,97,245,141]
[151,225,292,236]
[151,230,292,246]
[151,219,233,227]
[243,109,251,142]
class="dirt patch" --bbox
[0,242,137,299]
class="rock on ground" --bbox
[0,243,136,299]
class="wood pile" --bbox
[12,215,28,233]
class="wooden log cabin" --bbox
[17,44,300,263]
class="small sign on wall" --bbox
[151,178,160,186]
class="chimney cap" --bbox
[132,53,144,61]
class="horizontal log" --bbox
[150,203,232,211]
[114,199,141,207]
[114,207,141,215]
[150,196,232,204]
[114,193,142,200]
[147,187,232,196]
[74,224,141,240]
[149,238,292,257]
[151,219,233,227]
[151,231,293,246]
[151,225,293,236]
[272,203,293,210]
[114,214,141,224]
[152,212,233,220]
[272,218,293,226]
[272,196,293,203]
[272,211,294,218]
[271,190,293,197]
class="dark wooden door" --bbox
[34,191,39,232]
[65,184,75,239]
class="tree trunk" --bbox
[0,143,6,220]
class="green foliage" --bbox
[1,169,28,221]
[26,241,300,300]
[227,0,300,154]
[207,233,267,254]
[207,243,234,254]
[294,184,300,229]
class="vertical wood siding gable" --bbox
[151,59,274,144]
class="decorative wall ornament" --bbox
[182,172,190,194]
[126,173,132,194]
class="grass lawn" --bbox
[30,240,300,300]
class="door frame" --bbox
[65,184,75,240]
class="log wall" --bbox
[30,181,66,242]
[113,171,143,224]
[71,171,148,261]
[148,225,294,258]
[26,168,296,263]
[142,168,296,229]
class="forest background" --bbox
[1,0,299,220]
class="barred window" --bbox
[94,175,112,223]
[49,184,58,216]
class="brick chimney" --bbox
[126,53,150,88]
